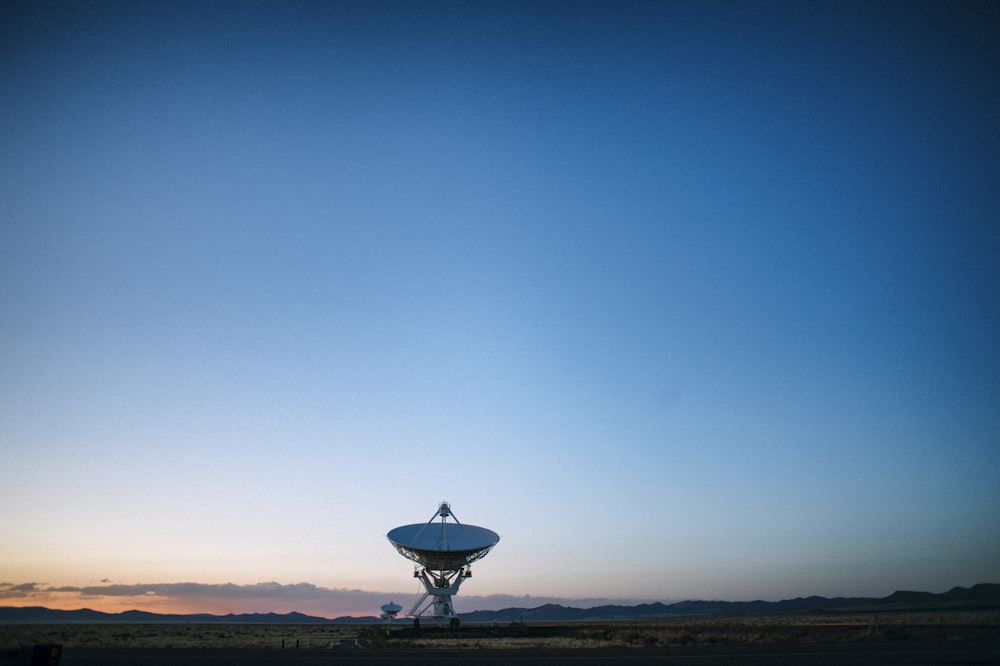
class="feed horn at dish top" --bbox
[387,502,499,625]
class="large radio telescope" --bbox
[387,502,499,625]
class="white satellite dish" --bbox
[387,501,499,625]
[379,601,402,626]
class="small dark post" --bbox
[30,644,61,666]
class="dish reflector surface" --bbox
[387,522,499,570]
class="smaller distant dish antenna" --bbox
[387,502,499,625]
[379,601,402,627]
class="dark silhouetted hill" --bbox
[0,606,371,625]
[1,584,996,624]
[460,584,1000,623]
[875,584,1000,610]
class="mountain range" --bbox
[461,583,1000,623]
[1,583,996,625]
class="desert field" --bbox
[2,610,998,651]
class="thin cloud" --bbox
[2,582,415,617]
[460,593,669,609]
[0,582,45,598]
[67,581,375,600]
[0,581,662,616]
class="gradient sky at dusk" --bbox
[2,1,998,618]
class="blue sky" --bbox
[2,0,998,617]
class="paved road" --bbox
[46,641,1000,665]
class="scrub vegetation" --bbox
[2,611,998,650]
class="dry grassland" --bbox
[396,611,1000,650]
[2,610,997,650]
[0,623,360,649]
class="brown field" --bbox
[2,610,998,650]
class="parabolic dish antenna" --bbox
[387,502,499,625]
[379,601,402,627]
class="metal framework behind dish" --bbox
[388,502,498,624]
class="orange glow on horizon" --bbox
[0,591,369,619]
